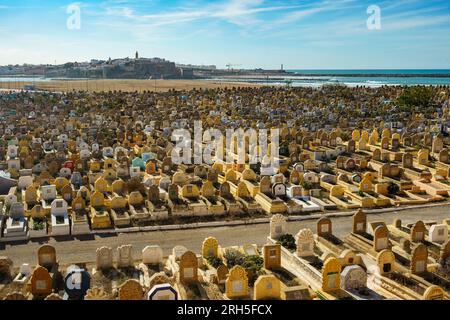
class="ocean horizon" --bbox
[266,69,450,87]
[2,69,450,88]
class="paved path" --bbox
[1,206,448,266]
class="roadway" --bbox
[1,206,448,266]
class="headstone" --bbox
[410,221,426,242]
[400,239,411,254]
[216,265,229,284]
[260,176,271,194]
[118,279,143,300]
[117,245,134,268]
[148,272,171,289]
[272,183,287,197]
[373,225,389,252]
[3,292,27,300]
[262,244,281,270]
[283,286,312,300]
[147,185,160,203]
[84,287,110,300]
[179,251,198,284]
[172,245,188,261]
[402,153,413,169]
[96,246,113,270]
[322,257,341,293]
[225,265,249,299]
[376,250,395,275]
[270,214,286,240]
[45,293,63,300]
[317,217,332,237]
[440,241,450,265]
[340,265,367,290]
[439,149,449,163]
[202,237,219,258]
[254,275,281,300]
[423,286,445,300]
[295,229,315,257]
[410,244,428,274]
[29,266,53,298]
[0,256,13,279]
[37,245,57,269]
[352,210,366,234]
[142,245,163,265]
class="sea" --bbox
[2,70,450,89]
[283,69,450,87]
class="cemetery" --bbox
[0,82,450,301]
[3,105,450,240]
[1,210,450,300]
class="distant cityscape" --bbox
[0,52,288,80]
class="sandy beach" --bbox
[0,79,262,93]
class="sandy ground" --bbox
[0,79,261,93]
[1,206,448,266]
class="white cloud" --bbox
[96,0,300,28]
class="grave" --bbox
[148,272,171,288]
[263,244,281,270]
[317,217,332,237]
[410,244,427,274]
[376,249,395,275]
[217,265,229,285]
[428,224,448,244]
[340,265,367,290]
[118,279,143,300]
[0,256,13,280]
[295,229,315,258]
[225,265,249,299]
[254,275,281,300]
[179,251,198,284]
[440,241,450,265]
[96,246,113,270]
[117,245,134,268]
[37,245,57,270]
[321,257,341,293]
[84,287,110,300]
[202,237,219,258]
[28,266,53,299]
[410,221,426,242]
[269,214,286,240]
[283,285,312,300]
[373,225,389,252]
[142,245,163,265]
[50,198,70,236]
[352,210,366,234]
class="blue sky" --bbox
[1,0,450,69]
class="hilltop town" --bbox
[0,52,289,81]
[0,84,449,300]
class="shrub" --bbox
[206,256,224,269]
[223,249,245,267]
[301,181,313,190]
[242,255,263,272]
[33,221,45,230]
[242,255,264,282]
[397,86,436,111]
[277,234,296,251]
[387,182,400,196]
